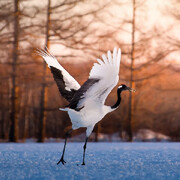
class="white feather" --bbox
[77,47,121,110]
[107,50,113,64]
[37,49,80,91]
[102,54,108,64]
[97,58,104,65]
[39,47,121,138]
[113,47,117,65]
[117,48,121,72]
[39,47,124,165]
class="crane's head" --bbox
[118,84,136,92]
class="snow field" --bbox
[0,143,179,180]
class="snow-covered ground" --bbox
[0,143,179,180]
[42,129,171,143]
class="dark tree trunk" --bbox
[127,0,136,142]
[38,0,51,142]
[9,0,20,142]
[94,123,101,142]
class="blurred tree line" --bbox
[0,0,179,142]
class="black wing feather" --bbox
[50,66,77,102]
[67,78,99,111]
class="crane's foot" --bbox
[81,162,85,166]
[57,157,66,165]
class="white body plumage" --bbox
[37,47,121,137]
[38,48,135,165]
[61,104,113,136]
[37,47,136,165]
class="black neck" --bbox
[111,88,122,109]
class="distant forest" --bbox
[0,0,180,142]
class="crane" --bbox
[37,47,135,165]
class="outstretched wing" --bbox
[68,47,121,111]
[37,48,81,102]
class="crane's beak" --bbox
[126,87,136,92]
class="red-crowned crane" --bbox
[37,47,135,165]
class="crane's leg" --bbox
[82,137,88,165]
[57,129,72,165]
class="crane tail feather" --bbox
[59,108,68,111]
